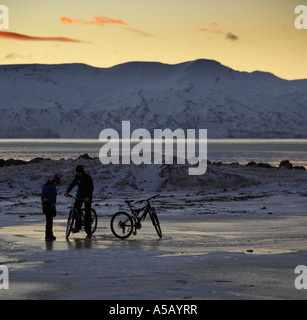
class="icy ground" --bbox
[0,158,307,299]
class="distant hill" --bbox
[0,59,306,138]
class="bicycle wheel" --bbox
[110,211,133,239]
[150,208,162,238]
[89,208,98,235]
[66,208,75,239]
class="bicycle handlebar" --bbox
[134,194,160,204]
[125,195,160,206]
[66,194,85,201]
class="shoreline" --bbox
[1,153,305,169]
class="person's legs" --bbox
[45,212,53,239]
[44,206,55,240]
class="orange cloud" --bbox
[0,31,86,43]
[61,15,153,37]
[198,28,225,34]
[61,16,128,26]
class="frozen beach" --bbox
[1,157,307,300]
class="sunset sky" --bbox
[1,0,307,80]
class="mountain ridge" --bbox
[0,59,306,138]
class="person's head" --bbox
[52,176,61,186]
[76,165,85,176]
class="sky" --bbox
[1,0,307,80]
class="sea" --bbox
[0,139,306,167]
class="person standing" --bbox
[64,165,94,237]
[41,176,61,241]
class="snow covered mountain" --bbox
[0,59,306,138]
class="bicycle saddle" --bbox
[124,200,134,205]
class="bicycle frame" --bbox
[65,194,98,239]
[110,194,162,238]
[126,201,151,222]
[67,196,83,221]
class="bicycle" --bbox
[65,194,98,239]
[110,194,162,239]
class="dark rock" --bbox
[213,161,222,166]
[257,162,273,169]
[279,160,293,169]
[294,166,305,170]
[246,161,257,167]
[28,157,51,164]
[77,153,92,160]
[5,158,27,166]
